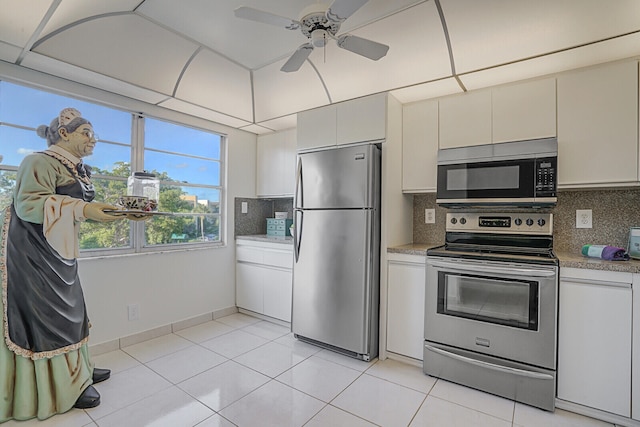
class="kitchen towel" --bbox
[581,244,630,261]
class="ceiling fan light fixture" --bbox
[311,29,328,48]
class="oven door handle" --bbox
[427,260,556,278]
[425,344,554,380]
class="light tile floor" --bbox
[4,313,621,427]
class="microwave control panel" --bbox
[535,157,557,197]
[446,212,553,235]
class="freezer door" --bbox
[295,144,379,209]
[292,209,375,355]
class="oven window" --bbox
[437,272,539,330]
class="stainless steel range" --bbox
[424,212,558,411]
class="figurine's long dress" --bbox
[0,146,96,421]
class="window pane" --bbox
[0,81,131,143]
[145,150,220,186]
[88,142,131,176]
[0,170,17,210]
[145,213,220,245]
[0,125,46,166]
[145,117,221,158]
[79,216,131,249]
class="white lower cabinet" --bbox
[386,253,426,360]
[236,239,293,322]
[557,268,632,417]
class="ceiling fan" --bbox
[234,0,390,72]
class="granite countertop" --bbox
[236,234,293,245]
[387,243,442,256]
[388,244,640,274]
[556,251,640,274]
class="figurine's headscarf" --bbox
[36,107,91,147]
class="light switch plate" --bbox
[576,209,592,228]
[425,209,435,224]
[241,201,248,214]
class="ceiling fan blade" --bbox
[234,6,300,30]
[336,34,389,60]
[280,44,314,72]
[326,0,369,24]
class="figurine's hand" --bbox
[83,202,121,222]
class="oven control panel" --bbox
[446,212,553,235]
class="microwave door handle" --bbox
[425,345,554,381]
[428,260,556,278]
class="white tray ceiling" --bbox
[1,0,639,134]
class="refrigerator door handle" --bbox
[295,156,303,209]
[294,210,303,262]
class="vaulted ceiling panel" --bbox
[316,1,451,103]
[32,14,199,95]
[175,49,253,122]
[443,0,640,74]
[253,58,331,123]
[0,0,51,46]
[138,0,306,70]
[40,0,141,37]
[460,32,640,91]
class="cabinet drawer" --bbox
[263,250,293,269]
[236,245,263,263]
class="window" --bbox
[0,81,224,255]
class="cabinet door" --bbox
[386,259,426,360]
[236,263,264,314]
[263,268,293,322]
[402,100,438,192]
[280,128,297,196]
[557,276,632,417]
[492,78,556,143]
[557,61,638,186]
[256,132,279,197]
[337,93,386,145]
[297,104,337,150]
[439,89,492,149]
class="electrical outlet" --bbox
[425,209,435,224]
[241,201,248,214]
[576,209,592,229]
[128,304,140,321]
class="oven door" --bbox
[425,256,557,369]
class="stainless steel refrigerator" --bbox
[291,143,381,361]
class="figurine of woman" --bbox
[0,108,140,421]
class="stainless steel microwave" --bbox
[436,138,557,208]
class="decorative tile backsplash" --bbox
[412,188,640,254]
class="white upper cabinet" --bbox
[256,128,296,197]
[439,89,492,149]
[492,78,556,143]
[336,92,387,145]
[297,93,387,151]
[402,99,438,192]
[297,104,337,151]
[557,60,639,187]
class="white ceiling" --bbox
[1,0,640,134]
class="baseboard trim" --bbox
[555,399,639,427]
[89,306,238,356]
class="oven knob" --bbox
[459,218,466,225]
[526,218,534,226]
[450,217,457,224]
[538,218,546,227]
[514,218,522,226]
